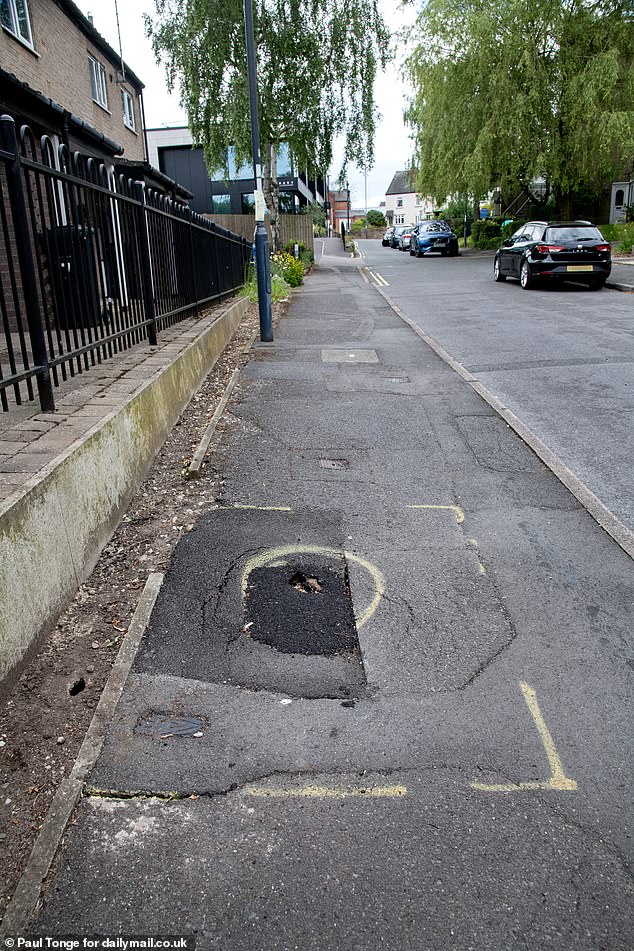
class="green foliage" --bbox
[405,0,634,214]
[367,209,387,227]
[301,202,327,237]
[241,265,290,302]
[601,221,634,251]
[146,1,390,246]
[282,241,314,269]
[471,218,503,250]
[271,250,304,287]
[350,218,367,232]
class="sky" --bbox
[76,0,417,209]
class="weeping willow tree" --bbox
[405,0,634,217]
[147,0,390,248]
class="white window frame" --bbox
[396,197,403,208]
[122,89,136,131]
[88,55,108,110]
[1,0,34,47]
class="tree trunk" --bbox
[554,185,573,220]
[262,140,281,251]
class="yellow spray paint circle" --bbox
[241,544,385,629]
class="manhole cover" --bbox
[383,376,410,383]
[245,560,359,656]
[319,458,350,470]
[134,715,205,738]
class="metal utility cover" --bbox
[321,349,379,364]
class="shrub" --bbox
[367,209,387,228]
[271,250,304,287]
[241,264,291,302]
[601,222,634,252]
[282,240,307,257]
[471,218,503,249]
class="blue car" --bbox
[410,220,459,257]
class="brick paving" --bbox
[0,304,227,506]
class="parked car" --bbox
[382,227,394,247]
[494,220,611,290]
[398,226,416,251]
[410,220,460,257]
[390,225,412,248]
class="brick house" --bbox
[0,0,146,160]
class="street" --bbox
[356,239,634,534]
[13,240,634,949]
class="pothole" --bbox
[289,571,322,594]
[245,560,359,657]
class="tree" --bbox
[367,209,387,227]
[147,0,390,248]
[404,0,634,217]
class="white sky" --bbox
[76,0,417,208]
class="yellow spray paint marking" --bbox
[245,784,407,799]
[230,504,293,512]
[407,504,465,525]
[467,538,487,575]
[241,544,385,629]
[471,681,577,793]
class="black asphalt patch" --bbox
[135,508,368,699]
[245,559,359,656]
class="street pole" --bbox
[346,180,350,232]
[243,0,272,342]
[364,168,368,240]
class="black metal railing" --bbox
[0,115,251,413]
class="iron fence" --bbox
[0,115,251,413]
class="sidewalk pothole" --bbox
[245,560,359,657]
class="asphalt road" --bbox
[25,242,634,950]
[358,240,634,535]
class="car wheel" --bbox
[520,259,534,289]
[589,279,606,290]
[440,250,447,256]
[493,257,506,282]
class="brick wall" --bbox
[0,0,144,160]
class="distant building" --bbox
[385,170,435,225]
[327,188,351,232]
[610,181,633,224]
[0,0,189,201]
[1,0,144,161]
[146,126,325,216]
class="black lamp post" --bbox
[243,0,272,341]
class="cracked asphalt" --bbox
[28,240,634,948]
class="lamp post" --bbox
[364,167,368,240]
[243,0,272,342]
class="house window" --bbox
[88,55,108,109]
[122,89,136,131]
[1,0,34,47]
[212,193,231,213]
[396,198,403,208]
[615,188,625,206]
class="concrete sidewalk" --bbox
[6,240,633,949]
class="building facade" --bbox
[385,170,436,225]
[146,126,325,217]
[1,0,146,161]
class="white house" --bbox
[385,170,436,225]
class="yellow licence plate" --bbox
[567,265,593,272]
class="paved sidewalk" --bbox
[10,240,634,948]
[0,304,226,505]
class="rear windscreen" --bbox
[544,227,603,242]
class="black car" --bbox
[494,220,611,290]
